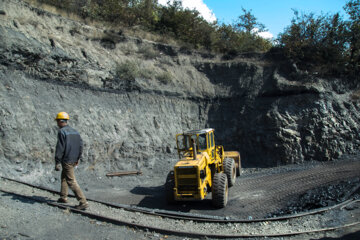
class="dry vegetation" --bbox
[23,0,360,81]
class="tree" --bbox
[344,0,360,72]
[234,8,266,33]
[278,8,350,75]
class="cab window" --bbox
[210,132,214,147]
[177,135,186,150]
[178,135,193,150]
[198,134,207,150]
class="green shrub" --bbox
[156,71,172,84]
[138,45,159,59]
[115,60,139,81]
[140,67,154,79]
[277,0,360,78]
[116,60,155,80]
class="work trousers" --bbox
[60,162,87,204]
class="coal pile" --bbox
[268,178,360,217]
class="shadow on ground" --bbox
[130,185,220,212]
[1,192,51,205]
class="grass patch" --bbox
[116,60,155,81]
[156,71,173,84]
[116,60,139,81]
[138,45,159,59]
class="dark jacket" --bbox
[55,125,83,164]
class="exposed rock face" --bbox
[0,0,359,173]
[195,61,360,166]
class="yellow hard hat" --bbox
[55,112,70,120]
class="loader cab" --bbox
[176,128,216,160]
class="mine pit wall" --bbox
[0,70,208,175]
[1,0,360,175]
[217,94,360,167]
[199,62,360,167]
[2,67,360,172]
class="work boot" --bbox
[57,198,68,203]
[75,202,89,210]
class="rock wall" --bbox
[0,71,204,169]
[0,0,360,174]
[201,62,360,166]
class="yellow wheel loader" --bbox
[165,128,241,208]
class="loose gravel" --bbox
[1,176,359,239]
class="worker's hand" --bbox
[55,164,61,171]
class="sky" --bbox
[157,0,348,39]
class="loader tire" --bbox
[212,172,228,208]
[224,157,236,187]
[165,171,175,204]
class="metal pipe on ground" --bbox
[106,171,142,177]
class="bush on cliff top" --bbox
[35,0,359,80]
[35,0,272,54]
[278,0,360,79]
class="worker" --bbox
[54,112,89,210]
